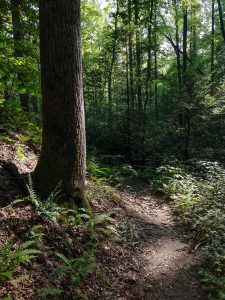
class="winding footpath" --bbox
[110,177,206,300]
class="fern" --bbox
[0,238,40,285]
[26,174,40,208]
[28,225,45,247]
[37,286,63,298]
[49,251,97,286]
[12,176,64,221]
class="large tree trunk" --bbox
[33,0,86,206]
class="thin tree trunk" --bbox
[182,1,189,159]
[211,0,215,93]
[108,0,119,133]
[11,0,29,111]
[126,44,132,163]
[134,0,142,110]
[128,0,134,108]
[182,5,188,80]
[154,0,158,120]
[217,0,225,43]
[145,0,154,111]
[190,3,197,62]
[34,0,86,206]
[173,0,182,88]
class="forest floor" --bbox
[0,141,206,300]
[109,177,206,300]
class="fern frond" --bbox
[92,214,115,226]
[55,252,70,265]
[49,266,69,283]
[18,240,35,251]
[37,286,63,298]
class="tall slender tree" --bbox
[11,0,29,111]
[33,0,86,206]
[217,0,225,43]
[211,0,215,92]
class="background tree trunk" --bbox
[33,0,86,206]
[11,0,29,111]
[128,0,134,108]
[154,0,158,120]
[134,0,142,110]
[217,0,225,43]
[211,0,215,93]
[108,0,119,133]
[145,0,154,111]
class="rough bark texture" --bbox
[33,0,86,205]
[217,0,225,43]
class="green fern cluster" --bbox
[13,175,64,221]
[37,251,96,298]
[0,238,40,285]
[37,286,63,298]
[87,212,119,240]
[50,251,97,285]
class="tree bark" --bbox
[145,0,154,111]
[154,0,158,120]
[217,0,225,43]
[126,44,132,163]
[211,0,215,93]
[182,4,188,80]
[11,0,29,111]
[33,0,86,206]
[173,0,182,88]
[108,0,119,133]
[128,0,134,108]
[134,0,142,110]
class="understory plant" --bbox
[141,160,225,299]
[37,251,97,299]
[12,175,64,221]
[0,238,40,286]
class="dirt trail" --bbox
[113,177,206,300]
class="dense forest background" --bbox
[1,0,225,164]
[1,1,225,299]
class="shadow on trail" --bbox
[110,176,207,300]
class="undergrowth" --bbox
[140,160,225,300]
[0,238,40,286]
[0,99,41,144]
[0,170,131,299]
